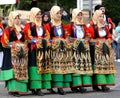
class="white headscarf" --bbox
[50,5,62,26]
[92,10,102,24]
[92,10,105,28]
[8,11,21,32]
[71,8,84,25]
[29,7,42,27]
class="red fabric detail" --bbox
[31,44,36,51]
[1,28,10,46]
[16,0,19,2]
[108,18,112,23]
[23,23,32,40]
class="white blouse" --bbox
[75,25,84,38]
[98,29,107,37]
[56,26,62,36]
[36,27,43,37]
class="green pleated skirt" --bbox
[28,66,52,89]
[52,74,72,88]
[0,69,28,93]
[82,75,92,86]
[0,69,14,81]
[94,74,115,86]
[72,74,82,87]
[71,74,92,87]
[6,79,28,92]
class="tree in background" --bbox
[14,0,120,25]
[19,0,76,15]
[31,0,38,8]
[102,0,120,25]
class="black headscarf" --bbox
[42,11,51,24]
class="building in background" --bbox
[77,0,102,12]
[77,0,102,24]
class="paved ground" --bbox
[0,61,120,98]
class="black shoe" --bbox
[31,90,36,95]
[101,86,110,92]
[13,92,21,97]
[79,87,87,93]
[47,89,56,94]
[8,92,13,95]
[71,87,79,93]
[93,86,101,91]
[58,88,66,95]
[36,90,44,96]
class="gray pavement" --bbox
[0,61,120,98]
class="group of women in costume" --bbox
[0,5,116,97]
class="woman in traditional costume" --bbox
[46,5,73,95]
[0,16,4,68]
[94,5,115,35]
[42,11,51,25]
[88,10,116,92]
[24,7,52,96]
[0,11,28,97]
[67,8,93,93]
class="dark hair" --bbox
[42,11,51,24]
[94,5,105,11]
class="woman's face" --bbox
[76,12,83,21]
[43,15,49,22]
[55,10,62,20]
[14,15,20,25]
[99,7,105,14]
[35,11,42,21]
[98,14,104,23]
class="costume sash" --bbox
[51,38,75,74]
[73,38,93,75]
[94,39,117,74]
[36,38,52,73]
[11,41,28,80]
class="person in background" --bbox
[15,0,20,9]
[113,21,120,61]
[61,8,69,22]
[88,10,116,92]
[0,11,28,97]
[94,4,115,35]
[42,11,51,25]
